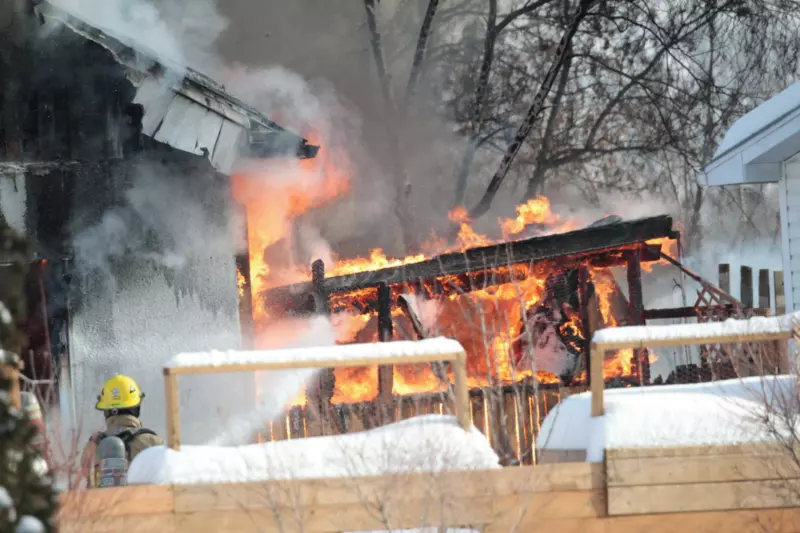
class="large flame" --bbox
[233,145,676,406]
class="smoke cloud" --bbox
[207,315,337,447]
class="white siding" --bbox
[781,154,800,312]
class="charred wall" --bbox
[0,20,252,444]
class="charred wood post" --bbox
[308,259,337,432]
[625,249,649,385]
[577,268,593,383]
[234,202,254,349]
[376,283,394,421]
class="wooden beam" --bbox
[718,263,730,293]
[376,282,394,405]
[264,216,677,310]
[162,344,472,449]
[625,250,648,385]
[608,479,800,515]
[164,369,180,451]
[758,269,771,310]
[643,306,770,320]
[740,265,753,308]
[578,268,592,382]
[593,330,791,352]
[775,271,786,315]
[589,342,604,417]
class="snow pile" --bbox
[592,311,800,346]
[167,337,465,369]
[128,414,498,485]
[537,376,798,461]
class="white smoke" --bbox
[207,315,337,446]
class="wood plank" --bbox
[607,442,798,459]
[134,79,176,136]
[593,330,792,352]
[607,453,800,486]
[58,485,175,518]
[166,351,461,375]
[608,479,800,515]
[172,490,603,533]
[759,269,771,310]
[484,508,800,533]
[173,464,604,513]
[775,271,786,314]
[719,263,730,294]
[741,266,754,307]
[59,513,176,533]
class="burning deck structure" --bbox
[256,215,680,463]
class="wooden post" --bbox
[577,268,592,381]
[163,370,180,450]
[453,351,471,431]
[758,269,771,311]
[775,271,786,315]
[625,250,649,385]
[377,282,394,406]
[740,266,753,308]
[718,264,730,294]
[590,343,604,417]
[309,259,335,431]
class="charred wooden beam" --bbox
[264,216,676,311]
[644,306,771,320]
[307,259,335,431]
[577,267,592,383]
[376,282,394,408]
[625,249,649,385]
[323,244,662,315]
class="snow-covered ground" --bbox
[537,375,798,462]
[128,414,498,485]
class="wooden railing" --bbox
[163,340,471,450]
[589,314,793,416]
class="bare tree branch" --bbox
[461,0,598,224]
[363,0,394,109]
[405,0,441,105]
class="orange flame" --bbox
[233,142,676,405]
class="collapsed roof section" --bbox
[32,0,320,175]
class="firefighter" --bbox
[81,374,163,487]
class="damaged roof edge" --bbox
[32,0,320,169]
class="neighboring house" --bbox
[0,0,318,444]
[702,82,800,316]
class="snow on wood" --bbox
[537,376,798,462]
[592,311,800,349]
[127,414,499,485]
[166,336,466,371]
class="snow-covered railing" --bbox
[589,312,798,417]
[162,337,470,450]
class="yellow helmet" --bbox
[95,374,145,411]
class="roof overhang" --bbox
[702,84,800,187]
[33,0,320,175]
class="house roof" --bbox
[702,82,800,186]
[33,0,319,175]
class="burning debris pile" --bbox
[232,153,678,408]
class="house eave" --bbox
[702,107,800,187]
[33,0,319,174]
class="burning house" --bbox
[0,0,317,443]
